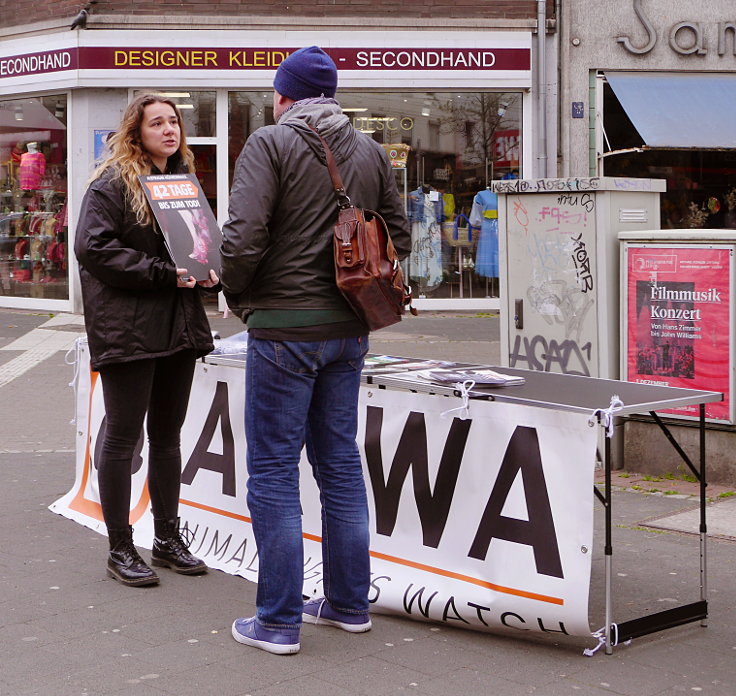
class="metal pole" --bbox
[604,431,613,654]
[699,403,708,626]
[536,0,548,177]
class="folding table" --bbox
[365,364,722,654]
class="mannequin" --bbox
[19,142,46,191]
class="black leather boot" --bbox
[107,526,160,587]
[151,518,208,575]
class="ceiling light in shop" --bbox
[421,108,431,117]
[14,105,23,121]
[343,108,368,113]
[54,101,65,118]
[177,104,195,109]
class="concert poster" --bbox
[624,244,732,422]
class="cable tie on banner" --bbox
[441,380,475,420]
[64,338,82,425]
[588,394,624,438]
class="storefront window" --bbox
[603,83,736,229]
[134,90,216,138]
[228,91,522,299]
[0,95,68,300]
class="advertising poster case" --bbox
[624,244,732,422]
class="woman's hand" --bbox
[197,269,220,288]
[176,268,196,288]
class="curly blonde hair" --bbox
[90,93,196,226]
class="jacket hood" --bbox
[278,100,359,165]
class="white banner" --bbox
[51,342,597,637]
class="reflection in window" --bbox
[227,91,523,299]
[0,95,68,299]
[603,82,736,230]
[134,90,216,138]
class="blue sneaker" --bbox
[302,598,372,633]
[231,617,300,655]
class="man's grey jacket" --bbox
[220,101,412,321]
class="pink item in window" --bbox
[19,151,46,190]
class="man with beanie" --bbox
[220,46,411,655]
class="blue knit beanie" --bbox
[273,46,338,101]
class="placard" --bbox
[139,174,221,280]
[624,244,732,422]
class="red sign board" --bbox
[625,244,732,421]
[1,46,530,79]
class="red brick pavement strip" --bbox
[595,469,736,501]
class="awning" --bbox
[606,72,736,149]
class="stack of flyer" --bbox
[421,367,526,387]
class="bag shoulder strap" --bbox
[305,124,352,210]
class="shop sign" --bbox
[353,116,414,133]
[1,46,530,80]
[0,48,76,78]
[617,0,736,56]
[624,244,732,422]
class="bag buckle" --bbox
[335,188,352,209]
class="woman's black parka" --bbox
[74,160,214,371]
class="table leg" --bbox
[699,403,708,627]
[604,433,613,654]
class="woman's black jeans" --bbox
[97,350,197,531]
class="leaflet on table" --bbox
[139,174,221,281]
[361,355,458,375]
[409,367,526,387]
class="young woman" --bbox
[75,94,219,587]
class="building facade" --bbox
[560,0,736,229]
[0,0,557,313]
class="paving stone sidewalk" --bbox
[1,308,735,695]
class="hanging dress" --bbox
[408,190,443,290]
[469,188,499,278]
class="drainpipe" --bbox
[537,0,548,177]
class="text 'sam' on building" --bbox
[0,0,558,313]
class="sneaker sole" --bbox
[302,613,372,633]
[231,622,300,655]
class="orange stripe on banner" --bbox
[180,498,252,523]
[368,550,564,606]
[178,500,562,606]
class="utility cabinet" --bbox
[494,177,666,379]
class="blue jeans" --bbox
[245,335,370,629]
